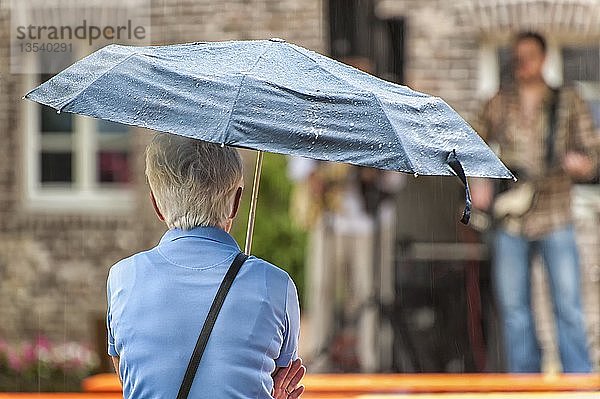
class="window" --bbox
[478,43,563,96]
[23,51,134,211]
[562,46,600,129]
[373,17,405,84]
[563,46,600,184]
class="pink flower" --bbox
[21,342,37,367]
[7,349,23,371]
[35,335,52,351]
[35,335,52,363]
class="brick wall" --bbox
[151,0,325,50]
[376,0,481,120]
[0,4,16,220]
[0,0,324,358]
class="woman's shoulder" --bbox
[244,255,293,284]
[106,248,166,297]
[241,255,298,305]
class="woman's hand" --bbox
[272,358,306,398]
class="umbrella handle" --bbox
[447,149,471,225]
[244,151,264,254]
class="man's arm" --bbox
[111,356,122,385]
[563,90,599,180]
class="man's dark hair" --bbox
[515,31,547,53]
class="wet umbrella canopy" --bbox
[24,38,513,252]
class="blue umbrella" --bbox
[24,38,512,253]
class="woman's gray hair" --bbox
[145,133,243,230]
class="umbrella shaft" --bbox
[244,151,264,254]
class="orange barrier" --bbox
[1,393,599,399]
[82,372,600,394]
[0,396,343,399]
[0,395,121,399]
[303,373,600,393]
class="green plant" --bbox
[232,153,306,305]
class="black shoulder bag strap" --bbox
[545,88,560,168]
[176,252,248,399]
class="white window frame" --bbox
[477,38,563,99]
[21,51,134,213]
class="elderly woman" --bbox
[106,133,304,398]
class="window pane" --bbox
[39,51,74,75]
[497,47,512,87]
[97,151,130,184]
[41,104,72,133]
[41,152,72,183]
[562,47,600,83]
[97,119,129,134]
[96,118,131,185]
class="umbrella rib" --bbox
[222,42,274,144]
[371,94,418,173]
[54,51,138,113]
[286,44,418,173]
[222,74,248,144]
[285,45,367,94]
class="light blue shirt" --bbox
[106,226,300,398]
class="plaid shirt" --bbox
[475,85,599,238]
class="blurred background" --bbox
[0,0,598,393]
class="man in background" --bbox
[472,32,597,373]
